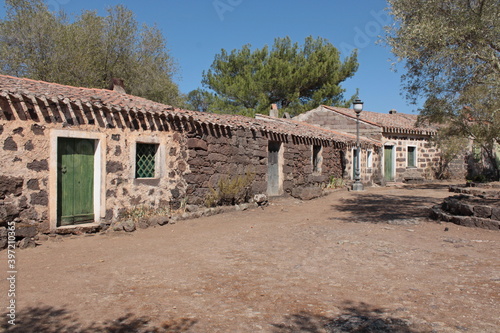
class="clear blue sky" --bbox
[1,0,421,115]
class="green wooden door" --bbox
[384,146,394,181]
[57,138,95,226]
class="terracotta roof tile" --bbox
[0,75,371,145]
[255,114,380,146]
[322,105,438,134]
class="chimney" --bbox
[109,78,126,94]
[389,109,397,114]
[269,103,279,118]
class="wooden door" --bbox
[384,146,394,181]
[57,138,95,226]
[267,141,281,196]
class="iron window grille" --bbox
[136,143,158,178]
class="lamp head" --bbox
[353,99,364,114]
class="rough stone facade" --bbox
[296,105,467,183]
[184,127,344,205]
[0,118,187,237]
[341,144,382,185]
[0,75,355,248]
[383,134,439,182]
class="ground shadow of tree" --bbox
[272,301,433,333]
[331,185,450,223]
[1,306,197,333]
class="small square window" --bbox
[407,146,416,167]
[136,143,158,178]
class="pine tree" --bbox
[199,36,358,116]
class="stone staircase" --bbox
[430,184,500,230]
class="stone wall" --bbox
[1,115,346,248]
[343,145,383,185]
[295,107,383,141]
[184,127,345,205]
[384,135,441,182]
[0,117,187,248]
[431,194,500,230]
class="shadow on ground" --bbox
[1,306,197,333]
[331,186,450,223]
[272,301,430,333]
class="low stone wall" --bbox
[430,193,500,230]
[449,185,500,199]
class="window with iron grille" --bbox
[135,143,158,178]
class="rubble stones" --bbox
[27,159,49,171]
[3,136,17,151]
[18,237,36,249]
[30,190,49,206]
[122,220,136,232]
[474,205,492,218]
[106,161,124,173]
[0,175,23,199]
[137,218,150,229]
[0,227,7,249]
[253,194,268,206]
[31,124,45,135]
[148,216,169,226]
[15,223,38,238]
[0,204,20,222]
[185,205,199,213]
[186,138,208,151]
[291,186,323,201]
[432,190,500,230]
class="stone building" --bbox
[295,105,467,184]
[0,75,378,246]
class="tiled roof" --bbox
[0,75,370,145]
[255,114,380,146]
[322,105,438,135]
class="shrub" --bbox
[205,172,255,207]
[326,176,345,189]
[119,206,170,223]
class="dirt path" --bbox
[1,184,499,332]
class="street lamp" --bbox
[352,99,364,191]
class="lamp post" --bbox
[352,99,364,191]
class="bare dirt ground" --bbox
[1,183,499,332]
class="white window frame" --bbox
[130,136,164,180]
[367,149,373,168]
[407,145,417,168]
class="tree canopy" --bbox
[385,0,500,178]
[0,0,182,106]
[197,36,358,116]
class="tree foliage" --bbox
[385,0,500,179]
[0,0,181,106]
[199,36,358,116]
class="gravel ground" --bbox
[1,183,499,332]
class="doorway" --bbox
[57,137,95,226]
[384,145,394,181]
[267,141,282,196]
